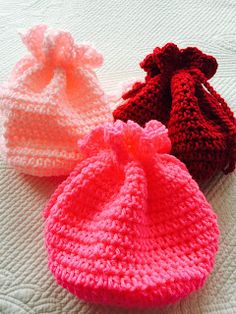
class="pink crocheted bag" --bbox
[0,24,112,176]
[44,120,219,309]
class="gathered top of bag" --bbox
[113,43,236,181]
[139,42,217,79]
[0,24,112,176]
[44,120,219,309]
[19,24,103,71]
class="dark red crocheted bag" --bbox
[113,43,236,181]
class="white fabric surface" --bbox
[0,1,236,313]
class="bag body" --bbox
[113,43,236,180]
[0,24,112,176]
[44,120,219,308]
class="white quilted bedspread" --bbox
[0,1,235,313]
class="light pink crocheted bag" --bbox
[0,24,112,176]
[44,120,219,309]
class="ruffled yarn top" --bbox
[44,120,219,309]
[113,43,236,181]
[0,24,112,176]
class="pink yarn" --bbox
[44,120,219,309]
[0,24,112,176]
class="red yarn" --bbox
[113,43,236,181]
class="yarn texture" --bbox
[44,120,219,309]
[0,24,112,176]
[113,43,236,181]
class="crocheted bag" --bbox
[44,120,219,309]
[0,24,112,176]
[113,43,236,181]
